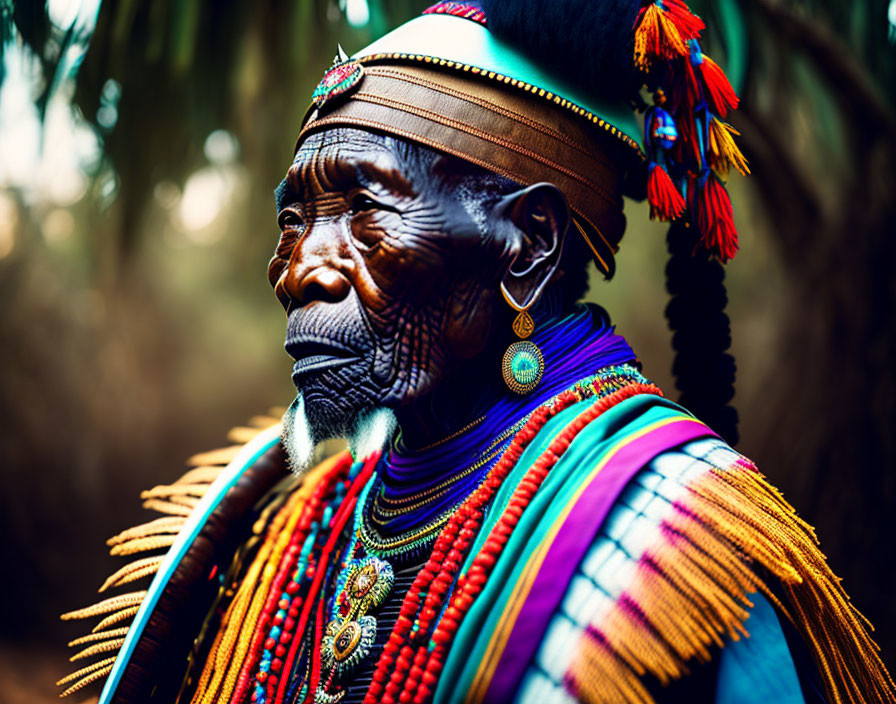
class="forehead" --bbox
[285,129,409,196]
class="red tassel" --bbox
[696,54,739,117]
[661,0,705,41]
[697,174,738,262]
[672,112,702,170]
[647,163,686,221]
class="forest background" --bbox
[1,1,894,701]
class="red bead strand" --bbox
[274,454,380,704]
[232,458,351,704]
[408,383,663,704]
[363,389,587,703]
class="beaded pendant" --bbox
[502,341,544,394]
[317,555,393,701]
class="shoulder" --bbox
[522,420,893,704]
[58,414,348,702]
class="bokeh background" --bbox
[1,1,894,701]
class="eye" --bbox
[278,208,304,231]
[350,192,381,214]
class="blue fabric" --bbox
[714,592,805,704]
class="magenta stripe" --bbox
[483,419,715,702]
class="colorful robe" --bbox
[60,393,894,704]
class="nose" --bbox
[294,267,351,305]
[272,219,355,309]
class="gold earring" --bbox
[500,284,544,395]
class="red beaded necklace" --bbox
[363,380,662,704]
[224,376,659,704]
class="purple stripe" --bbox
[483,419,716,702]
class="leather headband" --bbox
[297,63,635,275]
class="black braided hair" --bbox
[665,220,739,445]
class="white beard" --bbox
[281,393,396,476]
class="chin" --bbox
[281,387,396,477]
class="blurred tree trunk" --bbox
[729,0,896,664]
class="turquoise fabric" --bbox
[715,592,805,704]
[353,14,643,149]
[435,394,697,704]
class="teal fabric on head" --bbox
[714,592,805,704]
[352,13,644,151]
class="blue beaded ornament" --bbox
[647,105,678,151]
[502,341,544,395]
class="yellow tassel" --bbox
[567,458,895,704]
[70,637,126,662]
[57,655,117,690]
[68,626,130,648]
[634,4,688,70]
[174,465,226,485]
[140,483,210,500]
[109,533,177,556]
[141,498,193,516]
[61,591,147,620]
[92,604,140,632]
[58,662,115,698]
[107,516,185,546]
[186,444,243,467]
[708,118,750,177]
[99,555,165,592]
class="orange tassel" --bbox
[647,163,686,221]
[697,54,739,117]
[634,3,689,70]
[697,174,738,262]
[708,118,750,177]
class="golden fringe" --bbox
[68,626,130,648]
[110,533,178,556]
[59,414,283,698]
[189,453,347,704]
[93,605,141,633]
[107,516,186,546]
[56,656,117,690]
[62,592,148,620]
[570,460,896,704]
[58,663,115,699]
[70,637,126,662]
[141,483,212,500]
[708,117,750,177]
[141,498,195,516]
[99,555,166,592]
[187,445,244,467]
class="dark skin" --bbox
[269,128,571,449]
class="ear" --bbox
[494,182,570,310]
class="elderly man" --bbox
[61,2,892,704]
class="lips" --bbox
[286,338,361,382]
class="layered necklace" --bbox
[209,308,654,704]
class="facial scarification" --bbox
[270,128,519,445]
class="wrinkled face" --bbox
[268,128,517,442]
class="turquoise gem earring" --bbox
[500,284,544,395]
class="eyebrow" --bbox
[279,149,416,210]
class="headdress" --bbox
[298,0,745,441]
[298,0,747,270]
